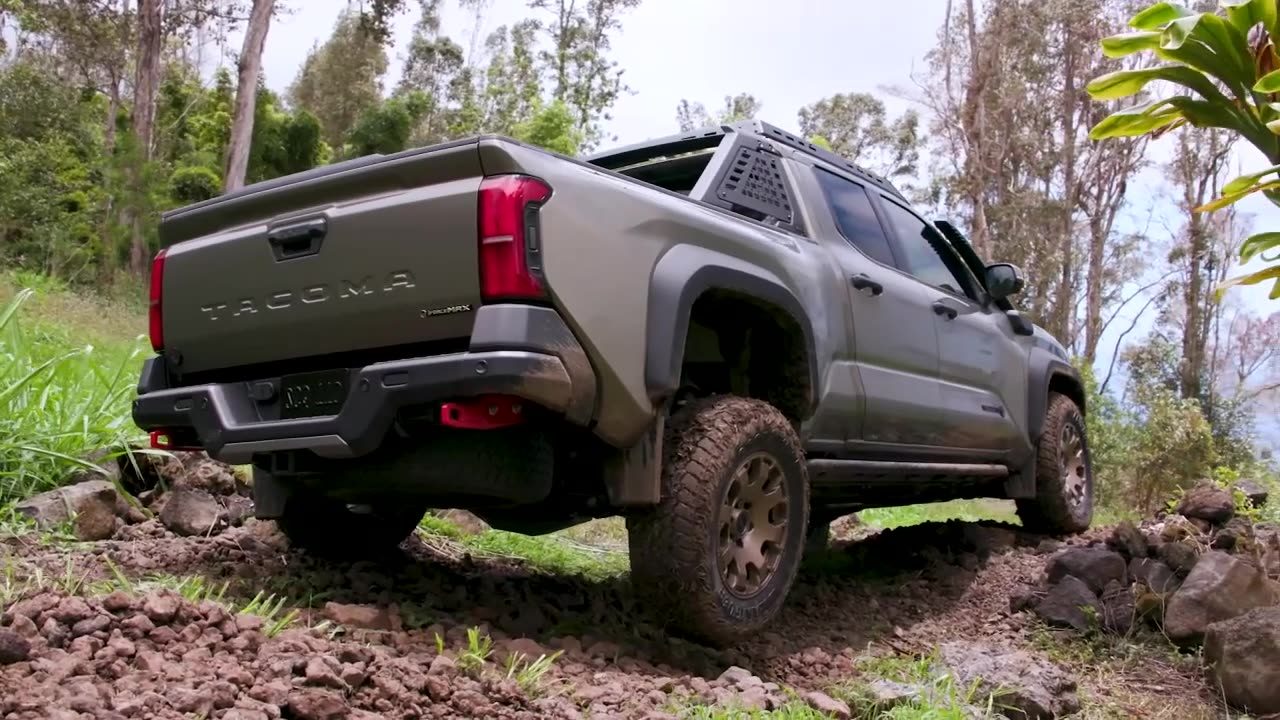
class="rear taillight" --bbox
[148,248,167,352]
[478,174,552,302]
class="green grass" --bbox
[858,499,1020,531]
[417,514,629,581]
[672,701,832,719]
[0,281,148,507]
[828,653,1004,720]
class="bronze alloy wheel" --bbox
[1060,422,1088,511]
[718,451,788,597]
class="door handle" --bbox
[851,274,884,296]
[267,218,327,261]
[932,301,958,320]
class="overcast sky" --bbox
[229,0,1279,444]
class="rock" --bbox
[72,499,119,540]
[222,494,255,526]
[1035,539,1062,555]
[142,592,180,624]
[1177,482,1235,524]
[1035,576,1101,633]
[286,689,349,720]
[1046,547,1127,594]
[504,637,545,661]
[1164,551,1278,644]
[304,657,345,689]
[0,628,31,665]
[864,680,919,709]
[1106,522,1148,560]
[182,457,240,495]
[428,654,456,675]
[433,509,490,535]
[1205,606,1280,715]
[1236,479,1269,508]
[1212,517,1255,552]
[321,602,394,631]
[15,480,120,531]
[1159,515,1200,542]
[159,487,225,536]
[1257,524,1280,579]
[1159,540,1199,575]
[1129,558,1180,595]
[1100,579,1135,635]
[717,666,758,687]
[939,641,1080,719]
[1009,585,1039,614]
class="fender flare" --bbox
[644,244,819,416]
[1026,352,1085,443]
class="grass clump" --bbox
[0,285,147,507]
[417,514,628,581]
[827,652,1004,720]
[859,499,1020,531]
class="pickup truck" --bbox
[132,120,1092,645]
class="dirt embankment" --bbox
[0,454,1230,719]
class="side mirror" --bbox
[985,262,1025,300]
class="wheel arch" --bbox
[645,244,818,421]
[1027,353,1086,443]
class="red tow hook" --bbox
[439,394,528,430]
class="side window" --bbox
[813,168,897,267]
[878,199,976,298]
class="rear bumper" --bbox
[132,304,597,464]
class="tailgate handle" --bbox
[267,218,327,261]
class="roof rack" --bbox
[583,120,905,200]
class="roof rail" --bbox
[726,120,904,199]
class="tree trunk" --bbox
[1182,210,1206,401]
[128,0,164,276]
[961,0,990,257]
[1083,213,1105,362]
[224,0,276,193]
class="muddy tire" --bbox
[1016,392,1093,535]
[627,396,809,646]
[275,488,426,558]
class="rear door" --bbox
[874,197,1027,457]
[811,168,948,449]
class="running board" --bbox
[807,459,1009,485]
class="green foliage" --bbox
[0,287,144,507]
[169,166,221,204]
[511,100,583,156]
[797,92,921,178]
[288,11,390,147]
[345,91,432,157]
[1089,0,1280,298]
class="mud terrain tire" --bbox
[1017,392,1093,535]
[627,395,809,646]
[272,480,426,557]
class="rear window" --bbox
[617,150,716,195]
[814,168,896,267]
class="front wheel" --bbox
[627,396,809,646]
[1016,392,1093,535]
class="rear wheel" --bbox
[1016,392,1093,535]
[627,395,809,646]
[272,480,427,557]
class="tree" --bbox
[675,93,762,131]
[1087,0,1280,298]
[224,0,276,192]
[288,11,389,147]
[128,0,165,274]
[530,0,641,149]
[797,92,920,178]
[346,91,431,157]
[396,0,465,144]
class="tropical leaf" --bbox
[1220,0,1280,44]
[1161,13,1255,92]
[1086,65,1228,102]
[1239,231,1280,263]
[1088,99,1184,139]
[1255,68,1280,92]
[1102,31,1163,58]
[1216,264,1280,299]
[1193,180,1280,212]
[1222,164,1280,194]
[1131,2,1193,31]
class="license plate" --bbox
[279,369,349,419]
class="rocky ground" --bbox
[0,452,1262,719]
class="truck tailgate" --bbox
[159,140,484,375]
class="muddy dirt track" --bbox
[1,510,1222,720]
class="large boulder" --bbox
[939,641,1080,719]
[1177,482,1235,524]
[1205,606,1280,715]
[1105,522,1148,560]
[1129,558,1180,595]
[1164,551,1278,643]
[1046,547,1127,594]
[1034,576,1100,633]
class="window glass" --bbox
[814,168,896,267]
[879,199,973,296]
